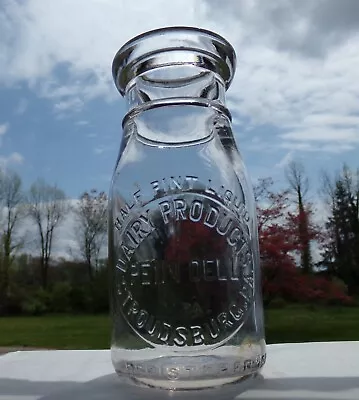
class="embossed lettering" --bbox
[147,365,157,375]
[205,318,220,339]
[219,363,229,375]
[129,263,139,278]
[216,214,233,236]
[134,363,145,374]
[234,361,241,373]
[114,186,254,348]
[125,230,138,247]
[217,312,233,330]
[122,290,133,308]
[203,259,216,281]
[114,217,122,231]
[203,206,219,228]
[217,260,228,281]
[229,303,243,321]
[145,316,161,336]
[227,227,241,246]
[159,200,171,224]
[189,260,200,282]
[151,176,198,195]
[115,259,126,273]
[159,322,172,343]
[190,326,205,345]
[174,198,187,221]
[167,367,180,380]
[127,300,139,317]
[170,176,183,190]
[117,355,266,379]
[151,180,160,195]
[185,175,198,189]
[120,243,134,261]
[243,359,253,371]
[133,189,141,203]
[120,207,129,220]
[237,244,252,273]
[223,189,233,205]
[116,278,127,296]
[173,327,188,346]
[205,179,216,196]
[240,288,251,302]
[125,362,134,373]
[139,211,155,229]
[217,184,226,198]
[135,309,149,328]
[121,259,246,285]
[129,221,143,242]
[140,263,151,285]
[189,200,203,222]
[202,363,214,375]
[184,365,196,377]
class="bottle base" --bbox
[118,370,259,390]
[112,342,266,390]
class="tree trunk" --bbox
[41,258,48,289]
[298,196,311,274]
[87,260,93,281]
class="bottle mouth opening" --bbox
[112,26,237,96]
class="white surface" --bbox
[0,342,359,399]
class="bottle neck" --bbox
[124,66,226,110]
[123,99,231,146]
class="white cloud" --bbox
[281,128,359,143]
[0,152,24,167]
[9,152,24,163]
[54,97,84,113]
[0,123,9,136]
[301,114,359,127]
[0,0,201,109]
[280,141,356,153]
[76,120,89,126]
[0,0,359,156]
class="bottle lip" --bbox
[112,26,237,96]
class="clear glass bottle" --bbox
[109,26,266,390]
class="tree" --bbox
[286,160,312,273]
[75,189,107,280]
[321,165,359,294]
[255,177,349,305]
[0,170,24,310]
[254,178,299,303]
[254,177,290,232]
[27,180,68,288]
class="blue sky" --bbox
[0,83,121,198]
[1,0,359,202]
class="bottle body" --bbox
[109,27,266,390]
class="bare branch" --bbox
[286,160,309,201]
[0,169,24,299]
[27,179,68,288]
[74,189,108,280]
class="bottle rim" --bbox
[112,26,237,96]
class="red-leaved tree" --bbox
[255,178,352,306]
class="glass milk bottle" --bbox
[109,26,266,390]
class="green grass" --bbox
[264,305,359,344]
[0,314,111,349]
[0,306,359,349]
